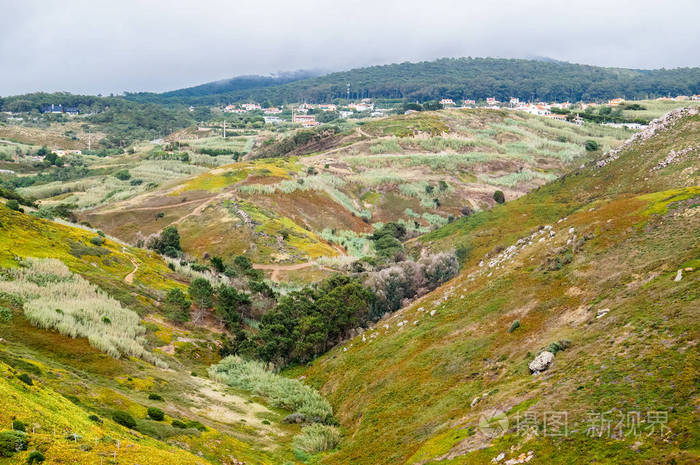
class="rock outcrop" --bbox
[528,351,554,374]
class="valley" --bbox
[0,59,698,465]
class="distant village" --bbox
[221,94,700,128]
[4,94,699,132]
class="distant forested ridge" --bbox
[126,58,700,105]
[124,70,322,105]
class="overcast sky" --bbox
[1,0,698,96]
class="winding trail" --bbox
[253,261,316,282]
[122,248,140,284]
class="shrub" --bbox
[112,410,136,429]
[89,236,104,246]
[27,450,45,464]
[185,420,207,431]
[508,320,521,333]
[88,414,102,423]
[0,306,12,323]
[460,205,474,216]
[114,170,131,180]
[5,200,21,211]
[547,339,571,354]
[148,393,163,401]
[493,190,505,204]
[584,140,599,151]
[17,374,33,386]
[11,421,25,432]
[171,420,187,429]
[233,255,252,271]
[292,424,341,454]
[147,407,164,421]
[0,431,27,457]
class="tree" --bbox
[233,255,253,271]
[493,190,505,204]
[210,256,225,273]
[216,285,251,329]
[148,226,181,257]
[164,288,191,323]
[189,278,214,319]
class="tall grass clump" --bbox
[209,356,334,423]
[417,137,476,152]
[293,424,341,453]
[164,257,232,287]
[369,138,403,154]
[0,258,165,367]
[480,170,558,187]
[348,169,404,186]
[320,229,371,257]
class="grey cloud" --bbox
[0,0,698,96]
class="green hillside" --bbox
[124,58,700,105]
[80,109,631,268]
[0,208,322,465]
[300,108,700,464]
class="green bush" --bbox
[147,407,164,421]
[148,393,163,401]
[508,320,521,333]
[88,414,102,423]
[547,339,571,354]
[0,306,12,323]
[27,450,45,464]
[17,374,33,386]
[90,236,104,246]
[584,140,600,151]
[171,420,187,429]
[0,431,28,457]
[493,190,505,204]
[112,410,136,429]
[114,170,131,180]
[5,199,21,211]
[185,420,207,432]
[11,421,25,432]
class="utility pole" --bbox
[223,120,226,139]
[87,128,91,151]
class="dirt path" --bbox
[97,197,208,214]
[252,260,344,282]
[171,192,233,226]
[253,261,315,282]
[123,251,139,284]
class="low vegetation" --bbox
[0,257,163,366]
[210,356,334,423]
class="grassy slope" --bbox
[0,210,307,464]
[83,109,631,266]
[300,111,699,464]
